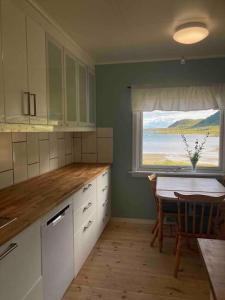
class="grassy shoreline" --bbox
[144,126,219,136]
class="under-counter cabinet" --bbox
[46,36,64,126]
[0,221,43,300]
[42,200,74,300]
[1,0,47,124]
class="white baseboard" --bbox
[111,217,156,225]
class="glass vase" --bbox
[191,160,198,172]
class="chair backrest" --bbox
[174,192,225,238]
[148,174,157,194]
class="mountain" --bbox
[193,111,220,128]
[168,111,220,129]
[168,119,202,128]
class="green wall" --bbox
[96,58,225,219]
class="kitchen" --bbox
[0,1,225,300]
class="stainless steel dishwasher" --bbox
[41,201,74,300]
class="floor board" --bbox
[63,220,210,300]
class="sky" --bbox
[143,109,217,129]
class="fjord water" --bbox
[143,132,219,166]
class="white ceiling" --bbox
[35,0,225,64]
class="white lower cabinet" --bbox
[73,168,111,277]
[0,168,111,300]
[24,278,43,300]
[0,221,43,300]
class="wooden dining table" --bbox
[156,177,225,199]
[155,176,225,252]
[198,238,225,300]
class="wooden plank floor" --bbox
[63,220,210,300]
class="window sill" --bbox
[130,170,225,178]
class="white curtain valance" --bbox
[131,84,225,112]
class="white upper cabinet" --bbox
[46,37,64,126]
[78,63,88,125]
[27,17,47,125]
[88,70,96,126]
[0,3,4,123]
[65,52,78,126]
[2,0,29,124]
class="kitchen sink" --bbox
[0,217,17,229]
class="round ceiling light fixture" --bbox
[173,22,209,44]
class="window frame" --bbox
[132,110,225,174]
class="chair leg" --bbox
[174,233,179,255]
[174,235,182,278]
[152,220,158,234]
[151,223,159,247]
[158,212,164,253]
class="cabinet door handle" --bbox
[0,243,18,261]
[83,220,93,232]
[30,93,37,116]
[102,186,108,192]
[83,202,92,213]
[23,92,30,116]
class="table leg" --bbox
[158,199,163,252]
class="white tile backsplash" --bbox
[12,132,27,142]
[0,129,113,190]
[58,139,66,167]
[13,142,28,183]
[0,170,13,189]
[97,138,113,163]
[49,158,59,171]
[73,138,82,162]
[97,128,113,138]
[28,163,40,179]
[27,133,39,164]
[0,133,12,172]
[82,132,97,153]
[39,140,50,175]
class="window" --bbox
[133,109,225,173]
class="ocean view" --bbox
[143,132,219,166]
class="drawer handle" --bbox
[102,171,108,177]
[83,220,93,232]
[102,199,108,207]
[88,183,92,188]
[0,243,18,261]
[102,186,108,192]
[83,202,92,213]
[83,186,88,192]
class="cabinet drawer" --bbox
[74,212,97,276]
[74,194,96,234]
[0,221,42,300]
[97,169,110,190]
[73,179,96,212]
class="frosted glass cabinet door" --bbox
[47,37,64,125]
[65,53,77,126]
[27,17,47,125]
[88,71,96,125]
[2,0,29,124]
[78,63,88,124]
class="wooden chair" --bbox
[173,192,225,278]
[148,174,177,251]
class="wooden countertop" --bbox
[0,163,110,246]
[198,238,225,300]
